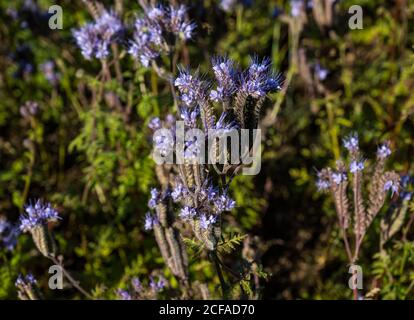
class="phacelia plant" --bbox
[317,133,400,299]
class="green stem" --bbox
[211,251,228,299]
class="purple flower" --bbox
[291,0,303,17]
[175,70,206,107]
[184,137,203,163]
[180,107,199,127]
[116,289,132,300]
[200,184,218,202]
[184,136,202,161]
[384,180,399,196]
[199,214,217,230]
[150,276,165,291]
[241,57,282,98]
[350,160,364,173]
[402,192,413,201]
[168,5,195,40]
[153,129,175,157]
[148,188,160,209]
[332,172,347,185]
[72,9,123,60]
[128,5,194,66]
[214,194,236,213]
[377,143,391,159]
[19,200,60,233]
[315,63,328,81]
[210,87,224,102]
[171,182,186,202]
[343,133,359,152]
[131,277,142,292]
[144,212,157,230]
[316,171,330,191]
[128,16,162,67]
[179,206,197,220]
[211,57,237,98]
[15,273,36,288]
[148,117,161,130]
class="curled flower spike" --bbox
[20,101,39,118]
[241,57,282,98]
[168,5,196,39]
[19,200,60,233]
[211,57,237,100]
[128,5,194,67]
[316,134,401,281]
[174,69,207,107]
[72,9,123,60]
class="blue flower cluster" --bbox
[241,57,282,98]
[175,69,207,107]
[72,9,123,60]
[172,182,236,230]
[175,57,281,109]
[19,200,60,233]
[129,5,195,66]
[145,180,235,232]
[316,134,400,198]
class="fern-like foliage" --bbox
[218,233,247,254]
